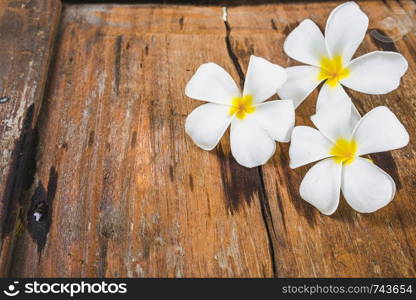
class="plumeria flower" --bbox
[289,103,409,215]
[185,55,295,168]
[277,1,408,119]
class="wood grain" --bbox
[228,0,416,277]
[7,4,274,277]
[0,0,61,276]
[3,0,416,277]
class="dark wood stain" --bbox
[1,105,36,238]
[46,167,58,204]
[0,0,62,275]
[189,174,194,191]
[169,165,174,182]
[217,145,260,214]
[179,16,184,30]
[26,167,58,254]
[88,130,95,148]
[283,23,296,37]
[97,236,109,276]
[279,152,316,227]
[131,131,137,147]
[114,35,123,96]
[270,18,277,31]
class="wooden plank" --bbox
[0,0,62,276]
[8,4,274,277]
[6,1,416,277]
[227,0,416,277]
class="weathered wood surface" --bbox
[227,0,416,277]
[3,0,416,277]
[0,0,61,276]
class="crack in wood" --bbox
[222,15,278,277]
[257,167,278,277]
[224,17,245,88]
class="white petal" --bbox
[317,82,351,112]
[342,157,396,213]
[325,1,369,63]
[185,63,240,104]
[341,51,408,94]
[311,98,357,141]
[277,66,322,108]
[230,117,276,168]
[300,158,342,215]
[353,106,409,156]
[252,100,295,142]
[316,82,361,124]
[243,55,287,103]
[185,103,233,150]
[289,126,332,168]
[283,19,328,66]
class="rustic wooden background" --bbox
[0,0,415,277]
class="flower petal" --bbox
[341,51,408,94]
[283,19,329,66]
[230,117,276,168]
[311,98,357,142]
[316,82,361,124]
[243,55,287,103]
[353,106,409,156]
[185,103,233,150]
[277,66,322,108]
[252,100,295,142]
[325,1,369,63]
[300,158,342,215]
[289,126,332,168]
[342,157,396,213]
[185,62,240,104]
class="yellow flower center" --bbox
[229,94,256,120]
[329,138,358,165]
[318,55,350,87]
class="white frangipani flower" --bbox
[289,103,409,215]
[185,55,295,168]
[277,1,408,119]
